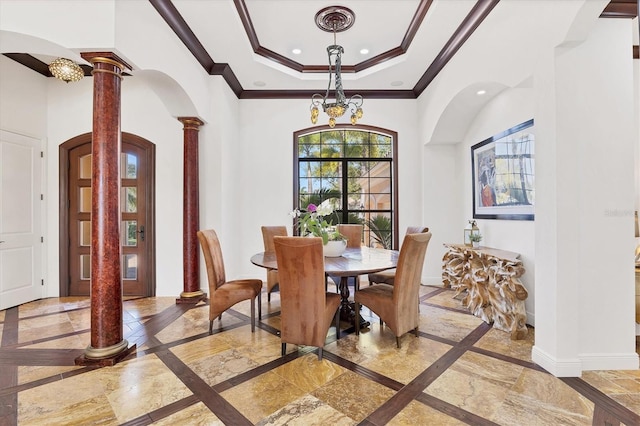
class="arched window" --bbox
[294,125,399,249]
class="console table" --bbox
[442,243,528,339]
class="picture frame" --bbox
[471,119,534,221]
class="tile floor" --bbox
[1,285,638,425]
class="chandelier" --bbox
[48,58,84,83]
[310,6,363,128]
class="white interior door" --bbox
[0,129,43,310]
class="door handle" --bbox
[138,226,145,241]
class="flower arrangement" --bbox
[290,203,345,245]
[469,233,482,243]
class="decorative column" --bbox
[177,117,206,303]
[76,52,135,366]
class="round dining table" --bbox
[251,246,400,327]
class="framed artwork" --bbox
[471,119,534,220]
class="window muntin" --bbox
[295,127,398,249]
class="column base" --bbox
[176,290,207,304]
[75,340,136,367]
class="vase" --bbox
[472,241,480,248]
[323,239,347,257]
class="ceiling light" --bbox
[390,81,403,87]
[253,81,266,87]
[48,58,84,83]
[476,90,486,95]
[309,6,363,128]
[360,48,369,55]
[292,48,302,55]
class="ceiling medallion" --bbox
[309,6,363,128]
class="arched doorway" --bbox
[59,132,156,297]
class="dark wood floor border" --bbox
[155,348,253,425]
[561,376,640,426]
[414,393,501,426]
[322,351,405,392]
[468,346,548,372]
[363,322,492,425]
[120,394,200,426]
[419,286,449,301]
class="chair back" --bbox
[392,232,432,331]
[261,226,288,252]
[337,224,363,248]
[197,229,227,292]
[406,226,429,235]
[274,236,328,347]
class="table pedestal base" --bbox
[338,276,370,329]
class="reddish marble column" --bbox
[177,117,206,303]
[76,53,134,365]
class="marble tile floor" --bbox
[1,285,638,425]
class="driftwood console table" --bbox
[442,244,528,339]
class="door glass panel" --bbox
[121,153,137,178]
[122,220,137,246]
[80,221,91,246]
[80,255,91,280]
[80,187,92,212]
[123,254,137,280]
[79,154,92,179]
[121,187,137,213]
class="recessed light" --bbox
[390,81,403,87]
[292,48,302,55]
[476,90,486,95]
[360,48,369,55]
[253,81,266,87]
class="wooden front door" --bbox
[61,133,155,297]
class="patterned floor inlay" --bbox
[1,285,638,425]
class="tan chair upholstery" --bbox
[197,229,262,334]
[367,226,429,286]
[274,236,341,360]
[261,226,288,302]
[337,224,363,248]
[355,232,432,348]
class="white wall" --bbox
[532,19,638,375]
[458,88,536,324]
[236,98,423,281]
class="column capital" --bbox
[178,117,205,130]
[81,52,131,72]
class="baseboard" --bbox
[531,346,582,377]
[421,275,443,286]
[579,352,640,371]
[526,311,535,327]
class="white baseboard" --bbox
[531,346,582,377]
[580,352,640,371]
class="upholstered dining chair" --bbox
[197,229,262,334]
[367,226,429,286]
[273,236,341,361]
[337,224,363,248]
[355,231,432,348]
[261,226,288,302]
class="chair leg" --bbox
[396,336,401,348]
[267,292,271,302]
[258,291,262,322]
[250,295,256,333]
[413,326,419,338]
[281,342,286,357]
[209,320,213,335]
[318,347,323,361]
[334,307,340,340]
[355,302,361,335]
